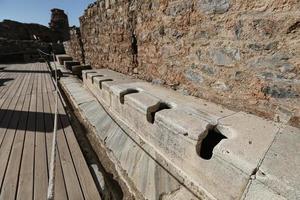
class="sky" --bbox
[0,0,96,27]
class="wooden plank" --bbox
[0,65,26,106]
[0,62,100,199]
[0,65,31,145]
[44,63,55,92]
[42,63,68,200]
[45,62,101,200]
[34,63,49,200]
[55,86,101,200]
[0,78,21,114]
[0,73,23,113]
[0,71,16,95]
[0,64,36,199]
[0,65,25,98]
[16,64,39,200]
[47,79,85,200]
[0,65,33,190]
[0,64,21,89]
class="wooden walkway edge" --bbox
[0,63,101,200]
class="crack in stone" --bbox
[241,123,284,199]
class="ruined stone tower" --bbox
[49,8,70,42]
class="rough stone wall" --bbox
[80,1,136,74]
[63,27,85,63]
[79,0,300,127]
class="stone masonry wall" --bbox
[64,27,85,63]
[80,1,136,74]
[77,0,300,127]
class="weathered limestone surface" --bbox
[243,125,300,199]
[70,0,300,128]
[244,181,285,200]
[80,68,300,199]
[217,112,279,175]
[245,125,300,199]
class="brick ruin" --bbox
[0,9,69,63]
[64,0,300,128]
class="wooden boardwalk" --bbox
[0,63,101,200]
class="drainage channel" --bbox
[59,87,124,200]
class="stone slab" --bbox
[217,112,280,175]
[249,125,300,199]
[244,180,286,200]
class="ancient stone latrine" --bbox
[64,0,300,128]
[76,67,299,199]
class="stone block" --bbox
[71,65,92,76]
[83,69,141,107]
[64,61,80,70]
[155,108,213,141]
[82,70,98,80]
[197,0,230,14]
[244,180,285,200]
[56,54,73,65]
[252,125,300,199]
[217,112,280,175]
[105,0,110,9]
